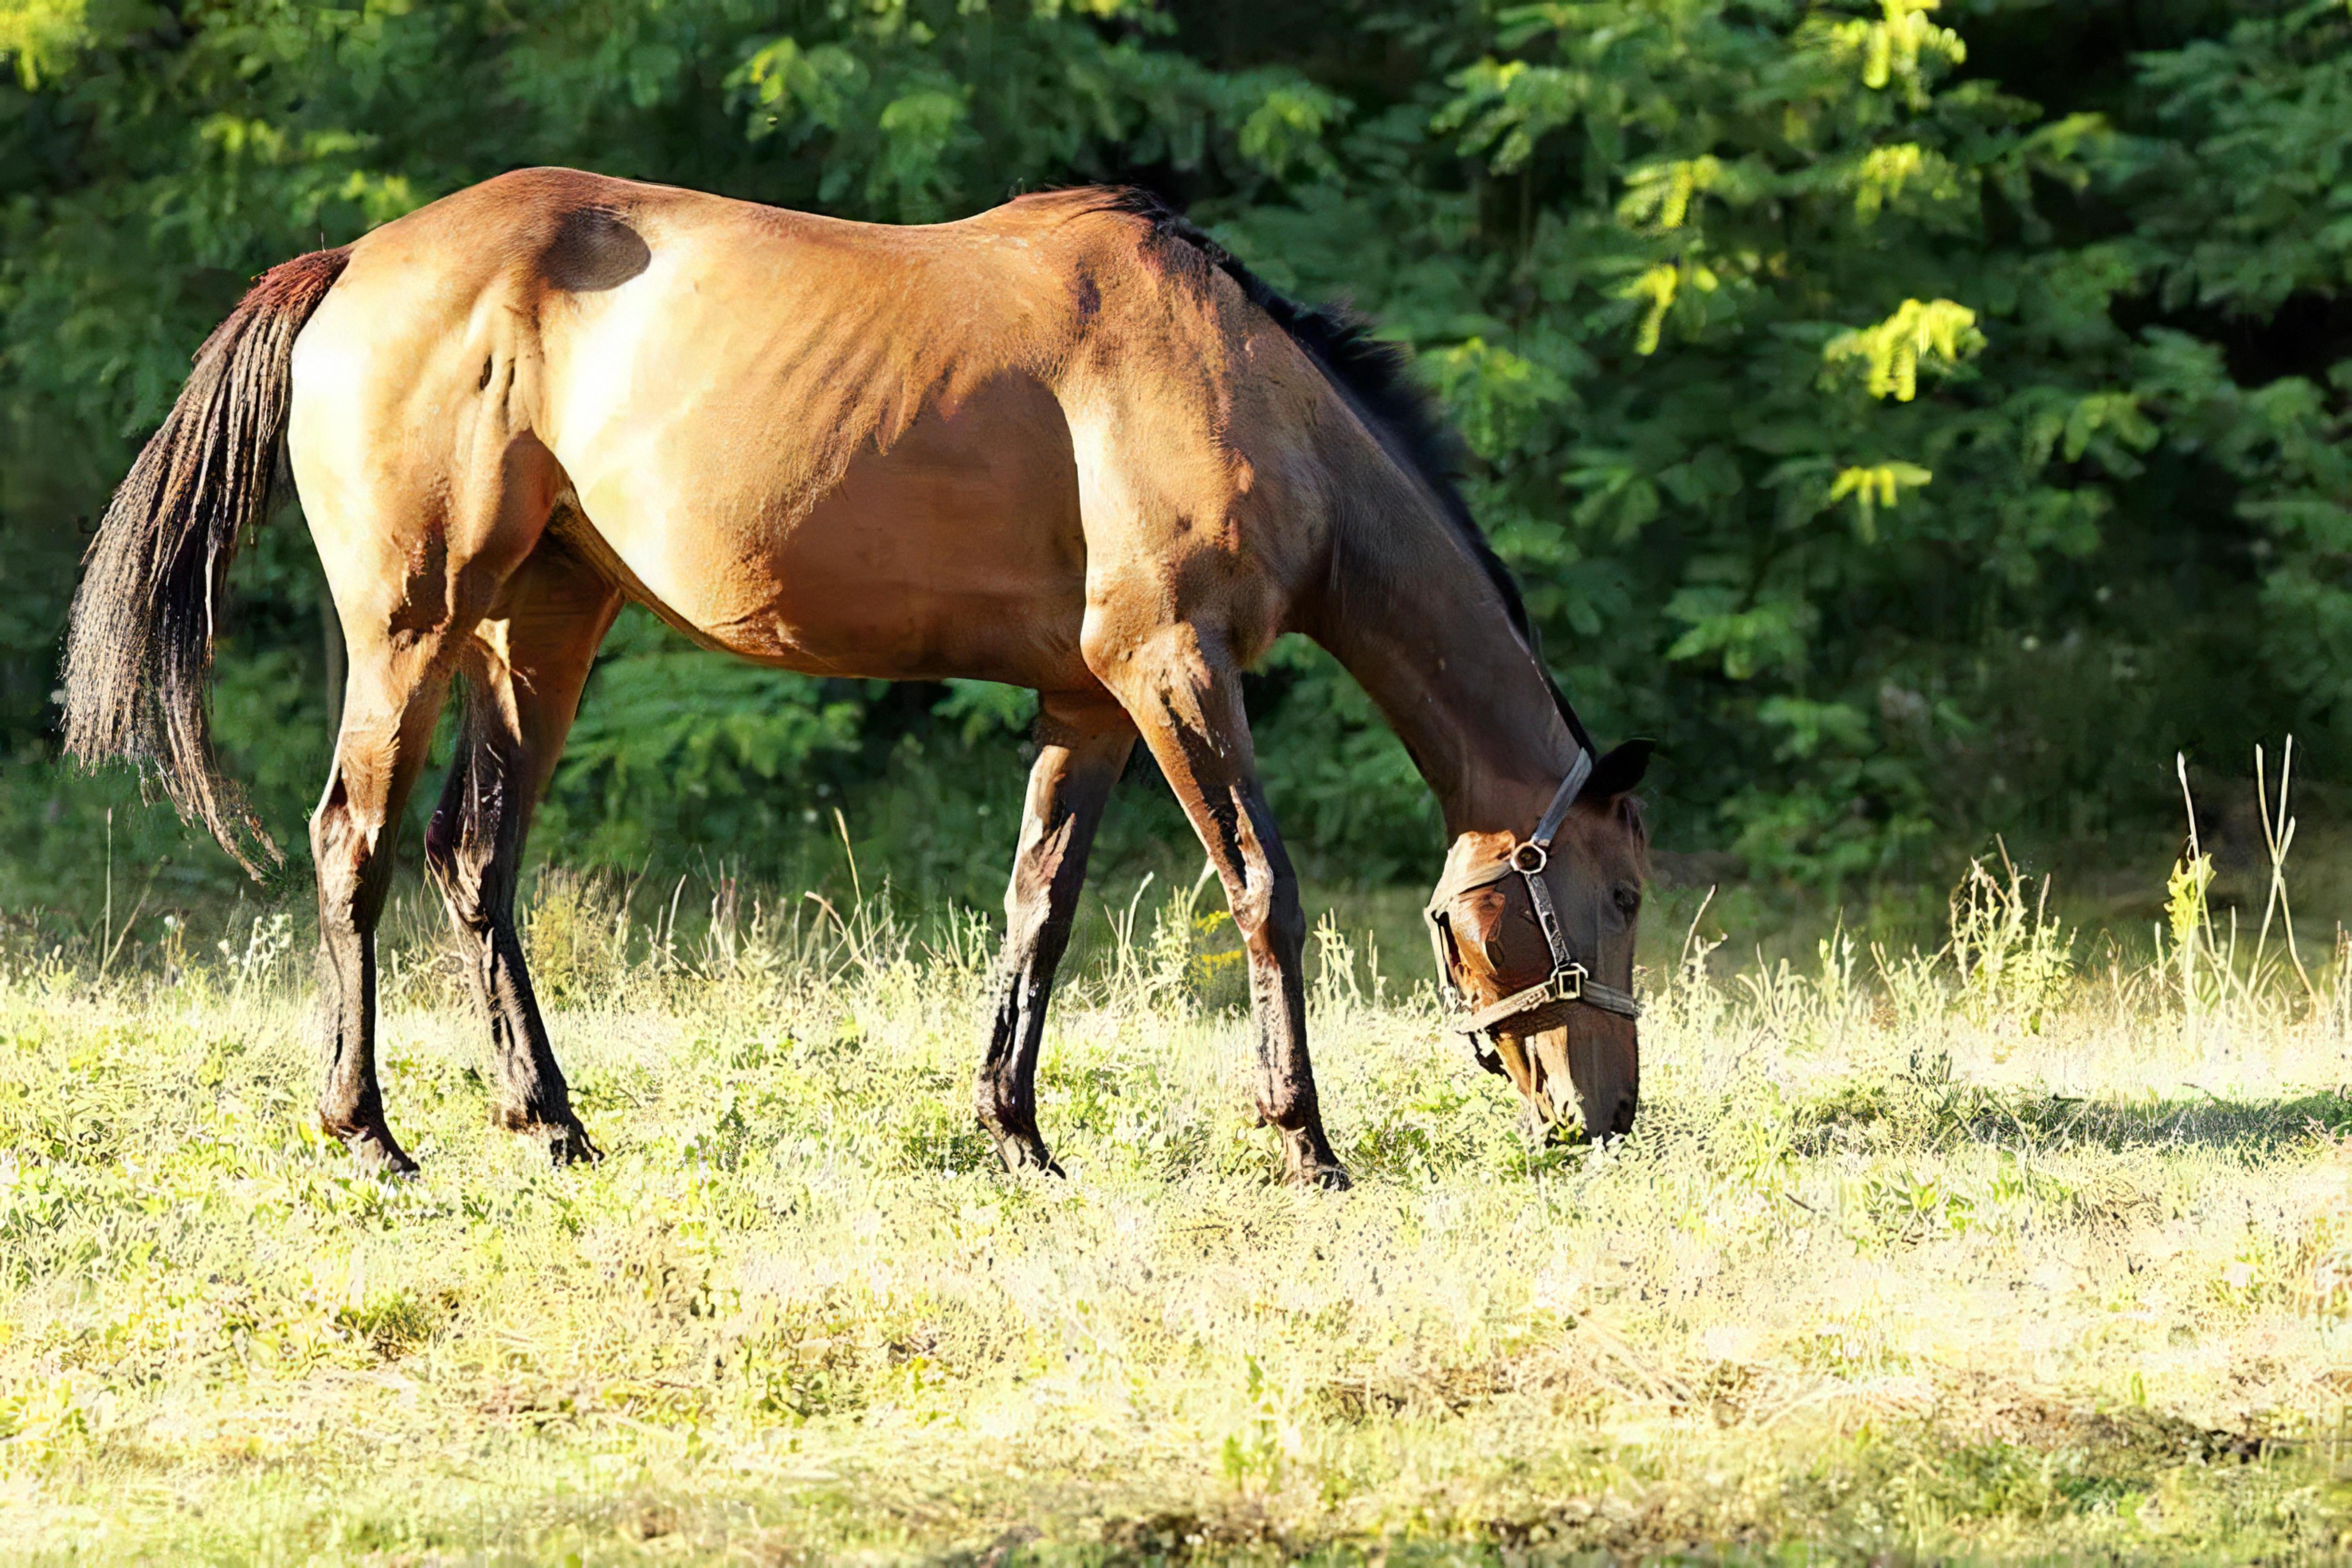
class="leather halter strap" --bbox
[1529,746,1593,853]
[1424,749,1643,1041]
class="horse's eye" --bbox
[1612,884,1642,919]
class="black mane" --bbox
[1092,188,1592,754]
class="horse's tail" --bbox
[61,246,352,878]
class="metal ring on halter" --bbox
[1509,841,1548,875]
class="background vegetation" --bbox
[1,0,2346,912]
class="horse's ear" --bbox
[1578,739,1654,804]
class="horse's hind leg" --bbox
[424,541,622,1165]
[302,384,567,1171]
[312,625,460,1174]
[977,694,1135,1174]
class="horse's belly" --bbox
[743,450,1091,683]
[570,372,1093,688]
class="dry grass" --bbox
[1,858,2351,1563]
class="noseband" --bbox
[1424,749,1643,1058]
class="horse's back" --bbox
[287,169,1345,689]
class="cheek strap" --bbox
[1423,748,1644,1035]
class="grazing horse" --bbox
[63,169,1650,1186]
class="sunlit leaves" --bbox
[1822,299,1983,402]
[0,0,83,86]
[1810,0,1964,103]
[1842,143,1958,222]
[1825,462,1932,541]
[870,83,973,212]
[1619,259,1722,355]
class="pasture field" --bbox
[2,863,2350,1563]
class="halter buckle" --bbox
[1547,963,1588,1004]
[1509,841,1549,875]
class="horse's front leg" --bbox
[1085,619,1348,1189]
[977,696,1135,1174]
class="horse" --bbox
[62,168,1651,1187]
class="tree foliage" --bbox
[0,0,2342,891]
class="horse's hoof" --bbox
[1288,1161,1352,1191]
[332,1122,419,1177]
[542,1121,603,1166]
[994,1135,1066,1178]
[496,1105,602,1166]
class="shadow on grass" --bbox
[1080,1402,2319,1564]
[1796,1077,2352,1157]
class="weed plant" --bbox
[1,800,2350,1561]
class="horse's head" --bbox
[1425,740,1651,1139]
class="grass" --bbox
[2,849,2352,1564]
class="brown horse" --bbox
[63,168,1650,1186]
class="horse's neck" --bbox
[1311,494,1580,841]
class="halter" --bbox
[1423,749,1643,1058]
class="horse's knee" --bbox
[1075,611,1139,689]
[309,789,371,923]
[1232,865,1304,963]
[1221,793,1302,945]
[1080,614,1223,708]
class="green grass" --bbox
[2,868,2351,1564]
